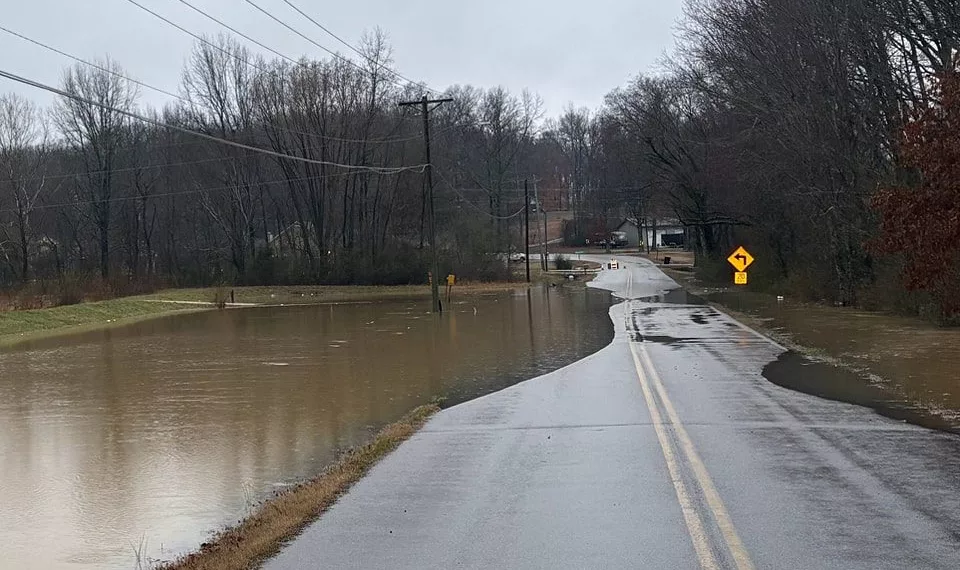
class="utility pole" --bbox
[399,95,453,313]
[534,177,548,271]
[524,179,530,282]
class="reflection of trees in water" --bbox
[0,288,613,570]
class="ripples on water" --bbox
[0,285,612,569]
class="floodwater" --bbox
[710,291,960,432]
[0,286,612,570]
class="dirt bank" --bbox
[156,404,440,570]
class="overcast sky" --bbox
[1,0,684,118]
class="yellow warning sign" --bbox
[727,246,755,273]
[734,272,748,285]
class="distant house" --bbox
[267,222,318,257]
[615,218,687,248]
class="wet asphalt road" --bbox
[265,257,960,569]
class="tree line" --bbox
[3,1,960,317]
[551,0,960,317]
[0,32,554,300]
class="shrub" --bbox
[555,254,573,270]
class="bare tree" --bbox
[53,59,139,279]
[181,35,264,280]
[0,93,51,282]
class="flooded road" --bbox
[0,286,612,570]
[709,290,960,431]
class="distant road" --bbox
[265,256,960,569]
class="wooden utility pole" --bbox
[524,179,530,282]
[535,178,548,271]
[399,95,453,313]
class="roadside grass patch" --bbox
[0,299,197,346]
[0,283,531,346]
[144,283,527,306]
[157,404,441,570]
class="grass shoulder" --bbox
[143,282,529,306]
[157,404,441,570]
[0,299,204,348]
[0,282,533,348]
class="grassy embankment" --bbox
[0,258,599,347]
[144,282,530,305]
[0,298,209,348]
[157,404,441,570]
[0,281,537,348]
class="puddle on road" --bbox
[638,289,707,305]
[709,290,960,432]
[631,285,960,432]
[763,352,958,434]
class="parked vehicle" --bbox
[586,231,629,249]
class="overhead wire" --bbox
[435,170,526,220]
[175,0,303,68]
[280,1,372,60]
[0,68,427,174]
[278,0,436,94]
[243,0,377,77]
[0,120,488,187]
[122,0,269,73]
[0,23,181,101]
[182,0,432,96]
[0,169,368,214]
[0,22,430,146]
[0,153,260,186]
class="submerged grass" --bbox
[157,404,441,570]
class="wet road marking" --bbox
[624,262,755,568]
[629,339,720,570]
[633,339,757,570]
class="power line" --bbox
[0,23,428,146]
[0,153,263,186]
[176,0,303,68]
[1,122,480,187]
[0,24,181,100]
[0,68,427,174]
[435,170,526,220]
[184,0,428,96]
[122,0,269,73]
[0,170,366,214]
[244,0,375,78]
[279,0,435,94]
[280,1,370,62]
[448,187,526,220]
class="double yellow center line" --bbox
[622,264,754,570]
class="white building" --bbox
[614,218,687,248]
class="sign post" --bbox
[727,246,755,286]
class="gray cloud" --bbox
[0,0,683,117]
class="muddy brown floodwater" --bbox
[0,286,612,570]
[709,290,960,432]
